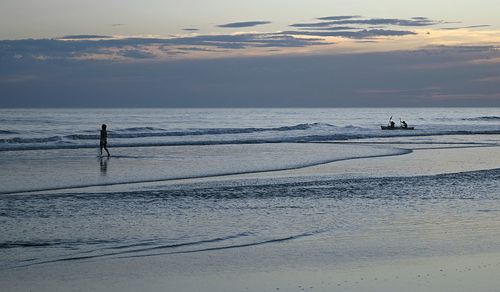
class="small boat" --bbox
[381,126,415,130]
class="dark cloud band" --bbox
[58,35,113,40]
[282,29,416,38]
[440,25,490,30]
[0,33,325,60]
[317,15,361,21]
[291,17,441,28]
[217,21,272,28]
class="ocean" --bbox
[1,108,500,291]
[1,108,500,151]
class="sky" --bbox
[0,0,499,107]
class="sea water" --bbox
[1,108,500,275]
[1,108,499,151]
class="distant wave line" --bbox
[462,116,500,121]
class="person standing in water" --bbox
[100,124,110,157]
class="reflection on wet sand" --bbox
[99,157,109,176]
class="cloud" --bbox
[317,15,361,21]
[175,47,219,52]
[119,50,155,59]
[2,47,499,107]
[217,21,271,28]
[290,17,441,28]
[355,40,378,43]
[296,26,358,31]
[440,25,491,30]
[286,16,449,39]
[1,13,498,108]
[412,17,430,20]
[58,35,113,40]
[282,29,416,38]
[0,33,325,61]
[469,57,500,65]
[169,33,324,49]
[0,15,494,63]
[427,45,498,53]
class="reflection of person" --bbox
[100,157,109,176]
[100,124,110,157]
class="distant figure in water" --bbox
[100,124,110,157]
[401,120,408,129]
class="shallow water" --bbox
[0,143,405,194]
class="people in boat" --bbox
[401,120,408,129]
[389,117,395,128]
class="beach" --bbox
[1,108,500,291]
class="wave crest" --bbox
[0,136,61,144]
[462,116,500,121]
[0,130,17,135]
[63,123,335,140]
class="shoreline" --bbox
[15,143,499,196]
[0,143,410,196]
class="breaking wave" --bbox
[0,136,62,144]
[65,123,333,140]
[462,116,500,121]
[1,122,500,151]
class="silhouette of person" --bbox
[100,124,110,157]
[389,118,395,128]
[401,120,408,129]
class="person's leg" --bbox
[100,144,103,156]
[104,145,110,157]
